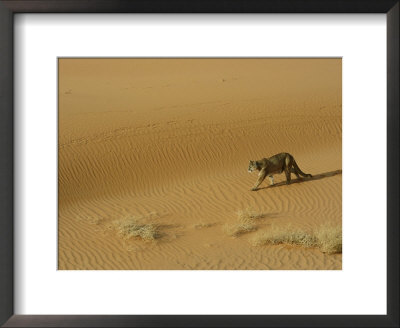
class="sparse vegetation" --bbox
[110,214,161,241]
[314,223,342,254]
[223,207,265,237]
[252,223,342,254]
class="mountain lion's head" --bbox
[248,160,258,173]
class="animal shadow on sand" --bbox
[257,169,342,191]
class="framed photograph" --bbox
[0,0,398,327]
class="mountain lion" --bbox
[248,152,312,191]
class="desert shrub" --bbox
[252,223,342,254]
[314,223,342,254]
[111,215,160,241]
[223,207,264,237]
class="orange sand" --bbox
[58,58,342,270]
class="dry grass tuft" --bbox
[223,207,264,238]
[314,223,342,254]
[252,223,342,254]
[252,225,316,247]
[110,214,161,241]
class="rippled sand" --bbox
[58,58,342,270]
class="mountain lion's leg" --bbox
[252,169,267,191]
[291,166,300,179]
[284,166,291,184]
[284,155,293,184]
[268,175,274,185]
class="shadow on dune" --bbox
[257,169,342,191]
[257,212,282,219]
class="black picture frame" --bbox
[0,1,398,327]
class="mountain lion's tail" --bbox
[292,160,312,178]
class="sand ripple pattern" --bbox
[58,58,342,270]
[59,110,342,270]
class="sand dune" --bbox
[58,58,342,270]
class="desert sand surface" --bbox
[58,58,342,270]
